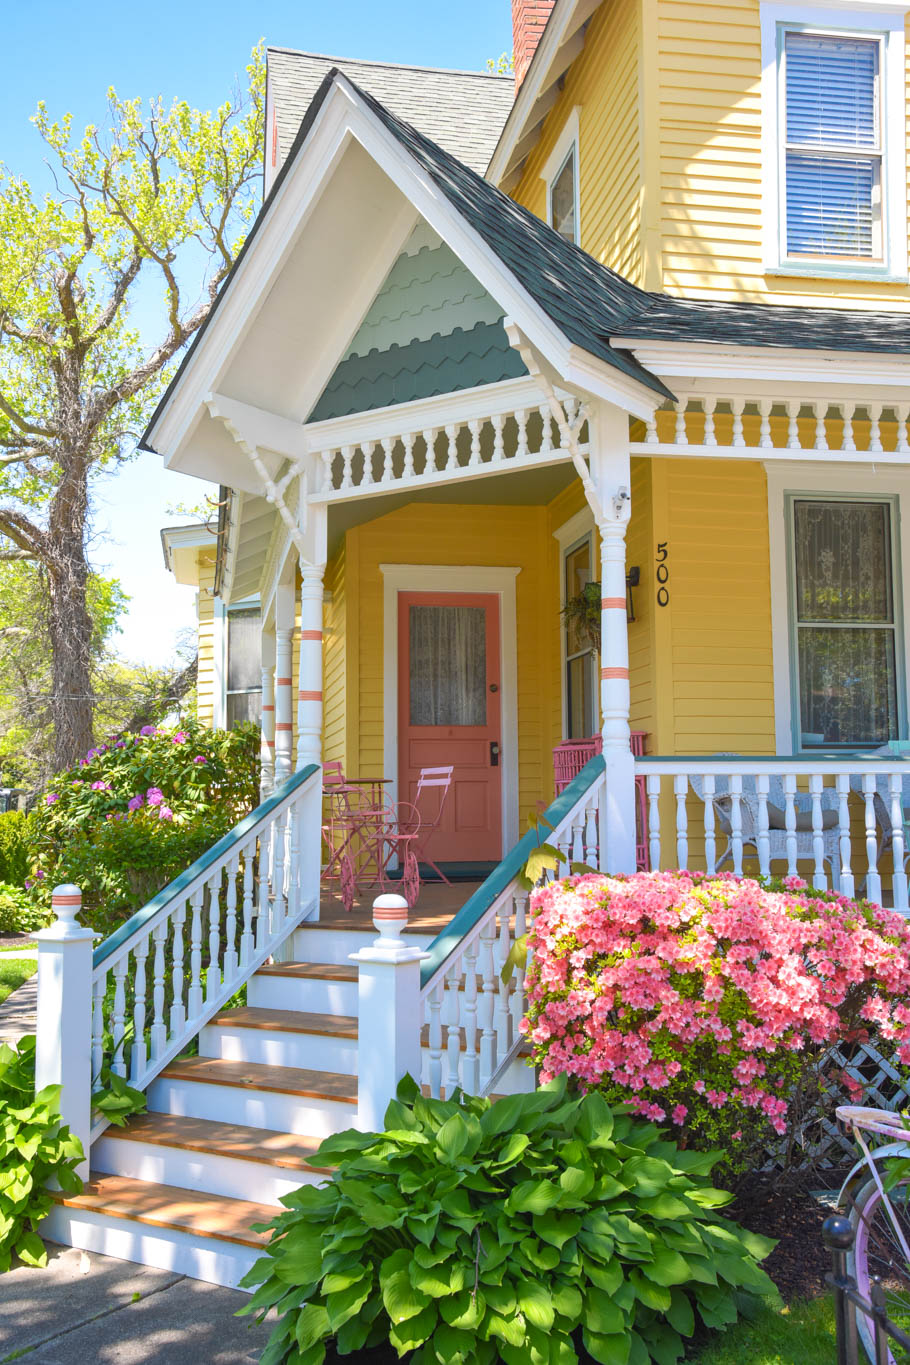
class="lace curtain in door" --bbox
[409,605,487,727]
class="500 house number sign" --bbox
[656,542,669,607]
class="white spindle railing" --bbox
[88,764,321,1136]
[638,757,910,912]
[419,758,605,1099]
[636,397,910,461]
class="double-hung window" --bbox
[225,606,262,728]
[782,30,882,261]
[789,497,901,749]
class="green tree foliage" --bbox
[0,50,264,772]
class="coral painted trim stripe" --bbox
[300,630,323,642]
[298,691,323,702]
[276,677,292,687]
[276,723,293,732]
[601,667,629,680]
[52,893,82,906]
[601,597,626,610]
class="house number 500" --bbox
[656,542,669,607]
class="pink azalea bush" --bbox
[523,870,910,1171]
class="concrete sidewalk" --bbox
[0,1243,272,1363]
[0,972,37,1047]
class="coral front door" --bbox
[398,592,502,866]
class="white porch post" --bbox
[273,584,295,786]
[260,627,276,802]
[589,403,637,874]
[35,886,94,1180]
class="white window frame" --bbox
[213,594,261,729]
[760,0,908,281]
[766,463,910,752]
[541,106,581,246]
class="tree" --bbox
[0,48,264,772]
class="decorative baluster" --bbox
[584,797,599,867]
[703,397,717,446]
[129,934,149,1083]
[494,906,511,1051]
[896,403,910,456]
[421,428,435,475]
[170,903,187,1037]
[286,804,300,923]
[731,397,745,448]
[478,920,497,1090]
[257,823,272,951]
[515,410,529,461]
[492,414,504,464]
[427,980,444,1099]
[758,398,772,449]
[836,774,854,900]
[510,895,528,1043]
[571,818,585,866]
[240,843,255,966]
[644,412,659,444]
[272,812,287,934]
[445,423,457,472]
[674,774,688,869]
[444,964,461,1098]
[841,402,856,453]
[869,402,883,454]
[206,873,223,1002]
[538,404,553,456]
[864,774,882,906]
[647,776,661,872]
[111,955,129,1078]
[756,774,771,878]
[188,887,205,1018]
[811,400,828,452]
[320,448,334,492]
[674,402,688,446]
[381,435,394,483]
[784,774,798,876]
[461,940,479,1093]
[703,774,717,874]
[890,773,908,912]
[91,976,106,1087]
[809,774,826,890]
[402,431,416,479]
[367,441,381,487]
[786,399,801,450]
[468,418,481,467]
[340,445,353,490]
[730,775,744,876]
[150,921,168,1060]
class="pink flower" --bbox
[172,732,187,744]
[146,788,164,806]
[127,795,144,812]
[45,793,58,805]
[91,781,110,792]
[158,805,174,821]
[193,755,206,764]
[35,869,44,880]
[139,725,157,737]
[671,1104,688,1125]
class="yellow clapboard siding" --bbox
[196,556,217,729]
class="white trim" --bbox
[760,1,908,280]
[609,339,910,389]
[765,462,910,751]
[379,564,521,855]
[541,107,581,246]
[553,508,596,739]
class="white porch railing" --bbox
[417,755,605,1100]
[84,764,321,1139]
[638,756,910,911]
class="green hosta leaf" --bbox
[482,1281,518,1315]
[631,1269,672,1311]
[623,1155,674,1198]
[14,1229,47,1267]
[585,1287,625,1334]
[535,1210,581,1249]
[491,1133,531,1169]
[272,1237,324,1286]
[576,1092,615,1148]
[505,1179,561,1215]
[485,1309,527,1347]
[637,1192,694,1220]
[440,1288,486,1330]
[644,1246,692,1287]
[382,1268,430,1323]
[432,1321,477,1362]
[294,1302,329,1351]
[410,1259,467,1297]
[559,1165,595,1201]
[582,1329,631,1365]
[518,1278,555,1330]
[389,1302,438,1352]
[667,1287,695,1337]
[325,1275,371,1331]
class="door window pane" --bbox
[793,500,898,747]
[409,605,486,727]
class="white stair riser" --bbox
[92,1136,322,1206]
[148,1075,355,1138]
[199,1024,357,1074]
[248,972,358,1015]
[291,926,374,965]
[41,1204,260,1290]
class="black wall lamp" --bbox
[626,566,640,623]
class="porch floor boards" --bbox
[316,879,483,934]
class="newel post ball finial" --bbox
[372,893,409,948]
[51,884,84,933]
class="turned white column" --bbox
[273,586,295,785]
[296,565,325,768]
[260,628,276,801]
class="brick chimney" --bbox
[512,0,556,90]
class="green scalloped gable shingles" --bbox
[308,322,526,422]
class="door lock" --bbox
[490,741,500,767]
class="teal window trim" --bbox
[784,490,906,753]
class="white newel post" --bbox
[274,598,295,785]
[35,885,94,1179]
[260,628,276,801]
[350,895,430,1131]
[296,562,325,918]
[590,404,637,874]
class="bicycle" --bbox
[837,1104,910,1363]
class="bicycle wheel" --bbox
[848,1174,910,1364]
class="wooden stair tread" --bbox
[209,1006,357,1038]
[53,1174,275,1247]
[102,1113,332,1171]
[160,1055,357,1103]
[256,961,358,982]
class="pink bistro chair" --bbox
[407,765,455,886]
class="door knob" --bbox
[490,741,500,767]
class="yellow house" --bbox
[49,0,910,1284]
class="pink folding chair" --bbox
[408,765,455,886]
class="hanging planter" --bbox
[561,580,601,651]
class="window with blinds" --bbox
[783,31,882,260]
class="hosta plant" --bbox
[240,1073,777,1364]
[0,1034,83,1273]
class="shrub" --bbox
[0,1035,83,1273]
[0,810,33,885]
[523,870,910,1174]
[240,1074,778,1365]
[31,720,259,932]
[0,882,50,935]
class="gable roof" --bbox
[267,48,514,179]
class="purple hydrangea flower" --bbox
[45,793,58,805]
[158,805,174,822]
[127,795,144,812]
[146,787,164,807]
[193,755,206,764]
[140,725,157,737]
[172,731,187,744]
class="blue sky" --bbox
[1,1,513,664]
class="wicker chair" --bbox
[688,770,840,878]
